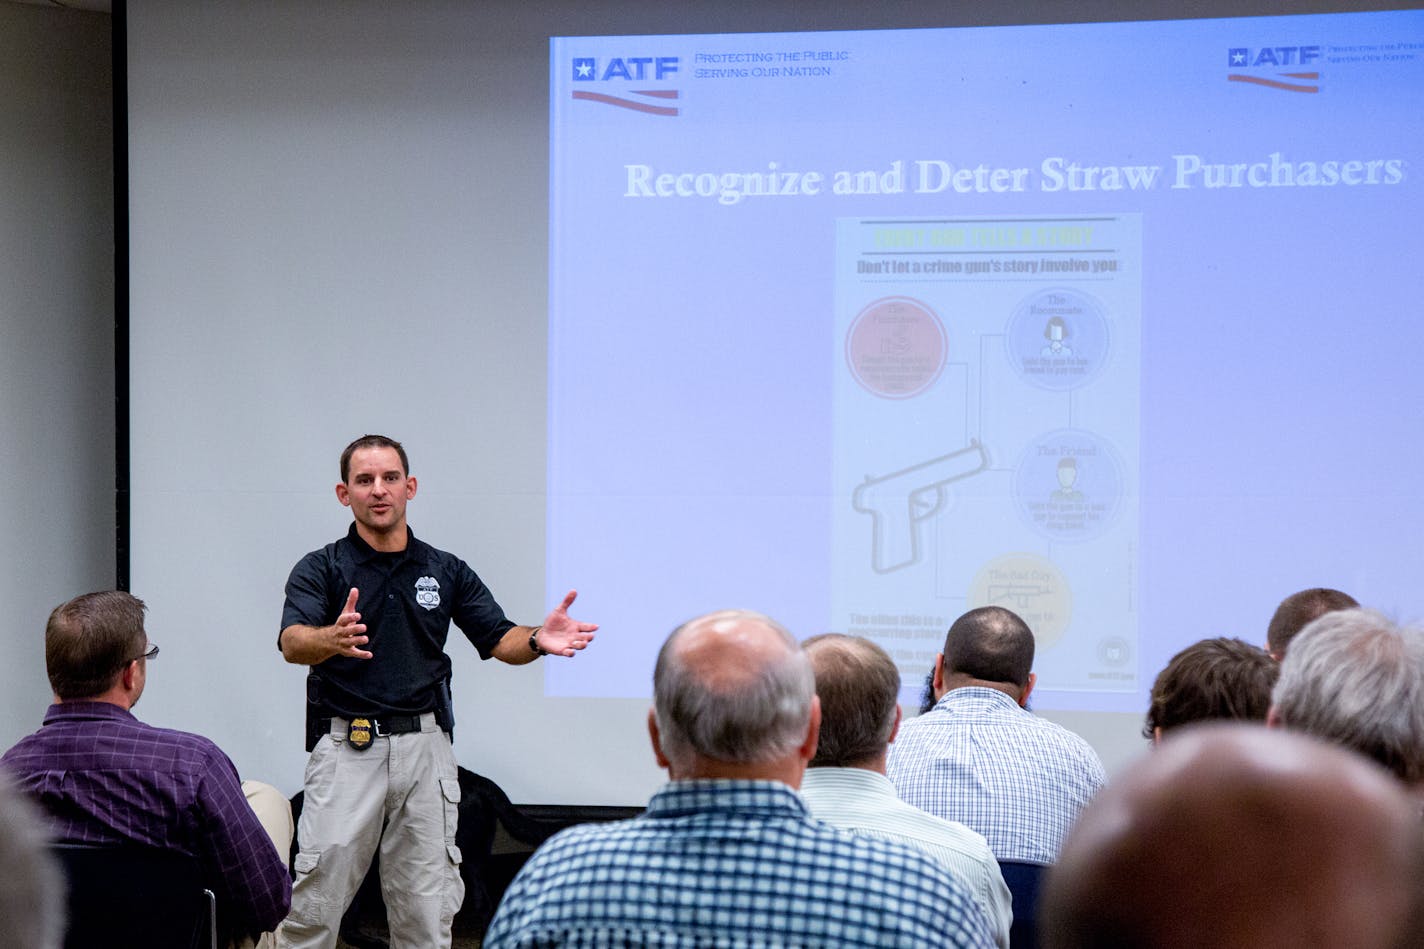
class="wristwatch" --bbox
[528,626,547,657]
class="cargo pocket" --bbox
[440,777,465,927]
[286,850,329,927]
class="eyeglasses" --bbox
[131,643,160,663]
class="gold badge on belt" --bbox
[348,717,374,751]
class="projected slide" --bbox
[546,13,1424,709]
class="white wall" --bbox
[0,4,114,746]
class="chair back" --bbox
[998,859,1050,949]
[51,843,217,949]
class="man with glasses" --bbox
[0,591,292,946]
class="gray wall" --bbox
[0,3,114,744]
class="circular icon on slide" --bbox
[846,296,947,399]
[1004,287,1109,391]
[968,553,1071,648]
[1012,429,1125,543]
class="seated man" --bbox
[1143,637,1278,742]
[1265,586,1357,660]
[799,634,1012,949]
[1269,607,1424,785]
[1,591,292,944]
[485,610,994,948]
[888,606,1105,865]
[1041,723,1424,949]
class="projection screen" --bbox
[127,2,1424,804]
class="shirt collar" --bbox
[800,766,896,798]
[42,700,138,726]
[346,522,416,564]
[645,779,808,820]
[933,685,1024,713]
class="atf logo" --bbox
[571,56,681,116]
[1227,45,1322,93]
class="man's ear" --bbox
[1266,705,1282,729]
[798,696,822,763]
[1017,672,1037,708]
[335,483,351,507]
[932,653,946,699]
[888,704,903,745]
[648,709,671,770]
[405,475,418,499]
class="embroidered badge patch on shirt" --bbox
[414,576,441,610]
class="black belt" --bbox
[322,714,426,737]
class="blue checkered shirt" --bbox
[484,779,994,948]
[887,687,1106,864]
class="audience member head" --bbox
[650,610,818,783]
[803,634,899,769]
[45,591,151,704]
[339,433,409,483]
[934,606,1036,706]
[1269,608,1424,784]
[1266,586,1358,660]
[1143,637,1278,742]
[0,775,65,949]
[1042,723,1424,949]
[916,665,937,715]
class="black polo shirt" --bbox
[280,524,514,719]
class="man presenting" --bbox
[277,434,596,949]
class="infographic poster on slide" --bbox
[833,216,1141,699]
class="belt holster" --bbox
[304,673,326,752]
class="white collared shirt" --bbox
[800,766,1012,949]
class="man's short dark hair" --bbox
[339,434,410,483]
[45,591,148,700]
[1267,587,1358,658]
[804,635,899,768]
[942,606,1034,687]
[1143,637,1278,738]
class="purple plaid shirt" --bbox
[1,701,291,934]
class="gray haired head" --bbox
[1271,608,1424,784]
[653,609,815,772]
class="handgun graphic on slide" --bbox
[852,440,989,574]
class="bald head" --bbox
[937,606,1035,702]
[651,610,817,779]
[1043,724,1424,949]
